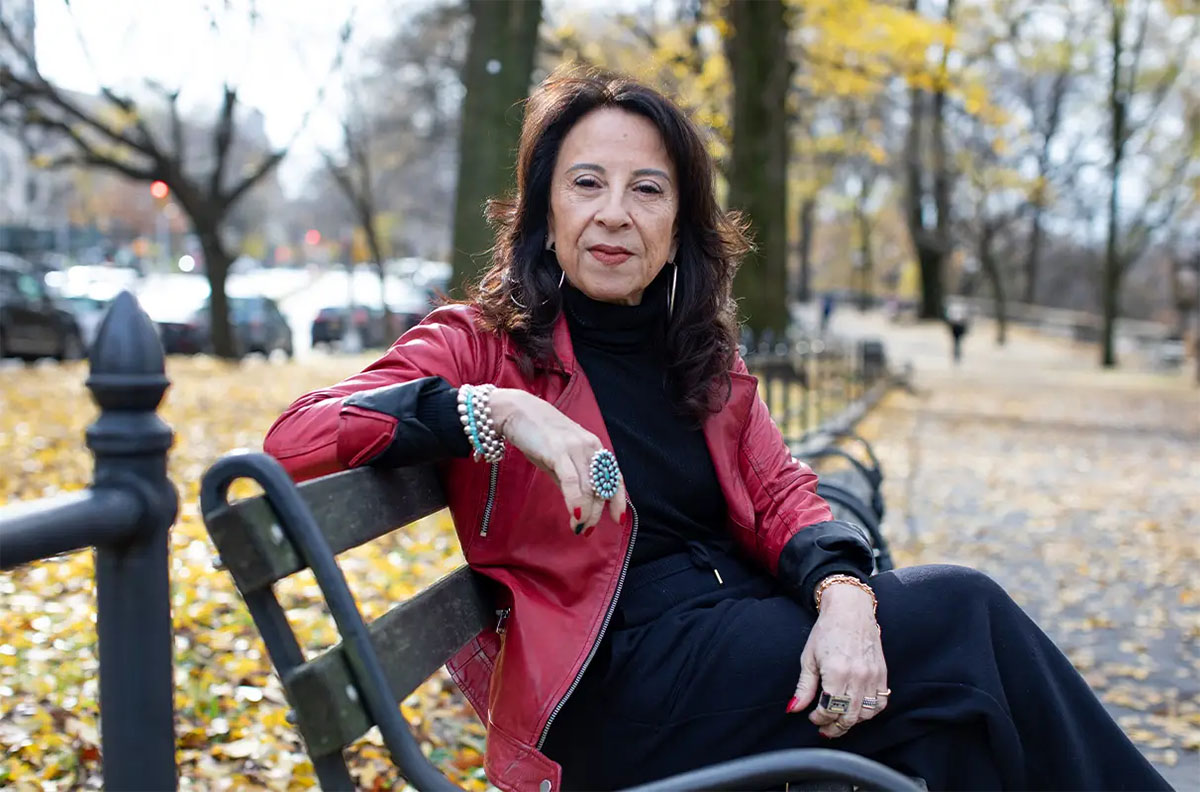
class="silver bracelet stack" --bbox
[457,383,506,464]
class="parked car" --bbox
[311,303,428,350]
[58,294,113,350]
[311,306,376,348]
[142,291,294,357]
[0,253,85,361]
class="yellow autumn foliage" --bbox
[0,357,489,791]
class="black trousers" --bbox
[541,548,1171,791]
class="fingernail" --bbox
[819,732,832,740]
[574,522,586,535]
[573,507,582,520]
[583,525,595,538]
[785,696,799,714]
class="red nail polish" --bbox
[785,696,799,713]
[583,525,595,538]
[819,733,831,740]
[573,507,582,520]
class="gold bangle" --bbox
[814,574,877,615]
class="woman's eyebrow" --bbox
[632,168,672,183]
[564,163,672,183]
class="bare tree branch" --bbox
[41,151,156,181]
[210,84,238,197]
[220,13,354,208]
[222,150,285,208]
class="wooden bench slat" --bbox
[284,565,495,757]
[205,465,445,592]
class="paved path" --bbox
[829,310,1200,788]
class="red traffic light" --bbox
[150,180,169,200]
[304,229,322,245]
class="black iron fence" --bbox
[745,335,889,442]
[0,297,889,788]
[0,292,178,790]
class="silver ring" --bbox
[861,696,879,710]
[588,449,621,500]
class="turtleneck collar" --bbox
[562,265,672,354]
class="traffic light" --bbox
[304,229,322,246]
[150,180,169,200]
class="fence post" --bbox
[85,292,179,790]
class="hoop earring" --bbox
[510,266,565,310]
[667,262,677,320]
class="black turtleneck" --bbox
[560,268,733,567]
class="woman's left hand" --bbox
[787,583,888,738]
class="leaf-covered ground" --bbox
[841,312,1200,788]
[1,313,1197,789]
[1,354,485,791]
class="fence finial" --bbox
[86,290,170,414]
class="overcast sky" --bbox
[33,0,411,194]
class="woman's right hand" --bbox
[489,387,627,535]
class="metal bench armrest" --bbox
[623,748,922,792]
[200,452,459,792]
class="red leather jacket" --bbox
[264,305,870,792]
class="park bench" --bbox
[198,433,904,791]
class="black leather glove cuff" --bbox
[776,520,875,612]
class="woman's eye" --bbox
[635,183,663,195]
[574,176,601,188]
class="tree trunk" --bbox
[854,202,874,310]
[1102,1,1127,369]
[978,223,1007,346]
[361,210,392,337]
[451,0,542,291]
[903,0,953,321]
[725,0,792,341]
[797,197,815,304]
[198,225,236,359]
[1024,198,1044,305]
[904,91,947,321]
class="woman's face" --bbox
[547,107,679,306]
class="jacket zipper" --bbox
[478,461,500,536]
[536,499,638,750]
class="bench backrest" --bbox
[200,454,488,790]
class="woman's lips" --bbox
[588,246,633,265]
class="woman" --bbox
[264,69,1169,792]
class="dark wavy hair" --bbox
[471,66,751,420]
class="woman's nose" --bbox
[594,190,632,228]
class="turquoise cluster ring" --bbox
[588,449,621,501]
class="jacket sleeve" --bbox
[263,305,497,482]
[732,355,875,612]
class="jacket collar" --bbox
[502,311,577,376]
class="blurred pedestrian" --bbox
[946,300,970,364]
[820,292,836,333]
